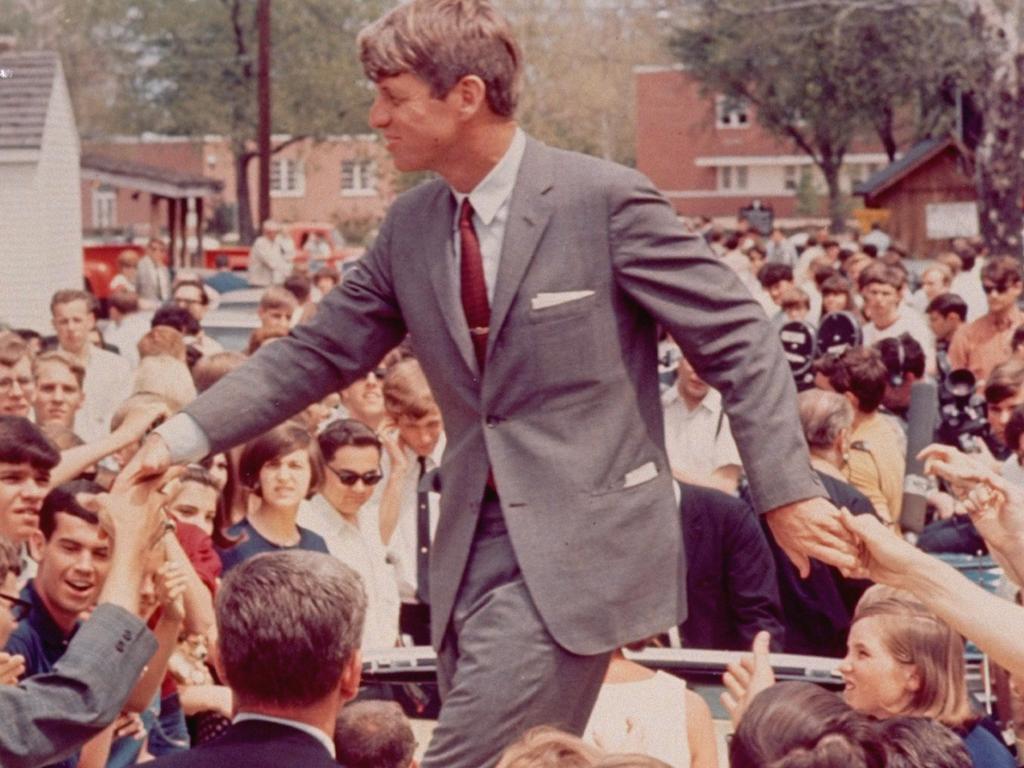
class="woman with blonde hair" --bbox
[839,585,1014,767]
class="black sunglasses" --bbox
[329,466,384,487]
[982,282,1016,295]
[0,592,31,622]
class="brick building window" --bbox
[270,158,305,196]
[718,165,749,191]
[716,95,749,128]
[341,159,377,195]
[92,185,117,228]
[784,165,798,191]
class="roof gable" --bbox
[854,137,956,198]
[0,51,59,151]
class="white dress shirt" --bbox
[297,494,399,650]
[74,346,133,443]
[661,386,741,479]
[387,435,445,603]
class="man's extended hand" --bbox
[764,497,859,578]
[121,433,173,485]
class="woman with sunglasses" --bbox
[298,418,400,650]
[216,421,329,573]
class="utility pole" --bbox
[257,0,271,228]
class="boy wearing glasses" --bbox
[299,419,400,650]
[948,256,1024,388]
[0,333,35,419]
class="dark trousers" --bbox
[421,490,611,768]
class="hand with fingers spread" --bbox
[764,497,859,578]
[962,476,1024,557]
[721,630,775,727]
[0,652,25,685]
[918,443,1000,493]
[120,433,173,486]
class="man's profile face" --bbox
[34,360,83,428]
[52,300,95,355]
[396,407,443,458]
[983,277,1022,315]
[921,269,949,301]
[0,356,34,418]
[33,511,111,629]
[767,280,792,306]
[988,390,1024,445]
[0,462,48,545]
[927,311,959,342]
[369,73,462,174]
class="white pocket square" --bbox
[623,461,658,488]
[530,290,595,311]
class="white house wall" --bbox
[0,63,82,332]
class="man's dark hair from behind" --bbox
[215,550,366,708]
[927,293,968,322]
[39,479,104,539]
[875,334,925,382]
[876,717,971,768]
[757,263,793,289]
[334,700,416,768]
[151,305,201,337]
[0,415,60,471]
[824,346,888,413]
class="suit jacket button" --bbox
[115,641,125,653]
[122,630,133,641]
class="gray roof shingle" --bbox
[0,51,58,151]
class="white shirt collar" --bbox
[661,385,721,414]
[233,713,336,757]
[451,126,526,225]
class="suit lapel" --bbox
[488,139,554,356]
[425,189,479,376]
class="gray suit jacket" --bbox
[185,136,824,654]
[0,604,156,768]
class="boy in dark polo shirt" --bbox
[5,479,111,768]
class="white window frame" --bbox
[270,157,305,197]
[716,95,750,128]
[341,159,378,197]
[92,185,117,228]
[718,165,748,191]
[783,165,798,192]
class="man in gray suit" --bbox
[128,1,857,765]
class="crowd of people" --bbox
[7,0,1024,766]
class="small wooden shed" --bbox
[855,136,976,258]
[0,51,83,331]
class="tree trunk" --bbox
[969,3,1023,259]
[873,103,898,162]
[821,161,845,234]
[236,148,256,245]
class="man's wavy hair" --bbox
[358,0,522,117]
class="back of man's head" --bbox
[0,416,60,473]
[152,305,201,337]
[191,351,246,393]
[334,701,416,768]
[757,263,793,289]
[926,293,968,322]
[825,347,888,414]
[215,550,366,709]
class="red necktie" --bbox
[459,199,490,370]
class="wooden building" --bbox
[855,137,977,258]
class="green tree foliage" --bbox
[671,0,963,232]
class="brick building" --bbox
[634,65,890,224]
[80,133,396,243]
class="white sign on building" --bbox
[925,201,979,240]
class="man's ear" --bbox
[450,75,488,119]
[338,649,362,703]
[27,530,45,562]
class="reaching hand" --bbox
[115,401,172,445]
[155,561,188,624]
[721,630,776,727]
[0,652,25,685]
[764,497,859,578]
[380,428,411,478]
[961,475,1024,555]
[120,433,173,486]
[838,507,924,586]
[918,443,1000,492]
